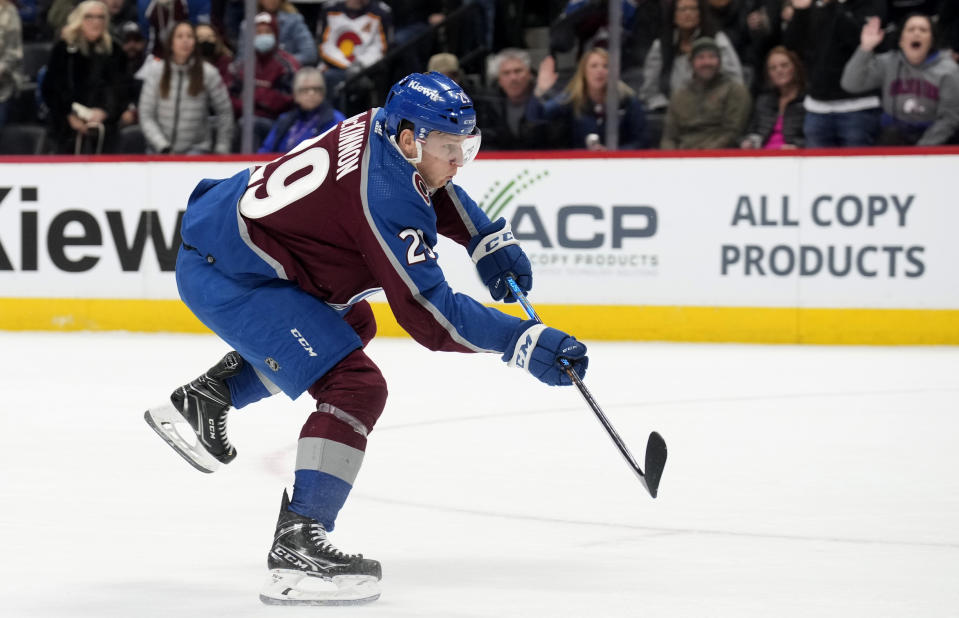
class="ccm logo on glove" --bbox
[468,218,532,302]
[503,321,588,386]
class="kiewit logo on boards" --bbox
[0,186,182,273]
[476,170,660,273]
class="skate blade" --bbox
[144,404,221,474]
[259,570,380,606]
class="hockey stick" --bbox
[505,276,667,498]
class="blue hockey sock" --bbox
[225,361,272,409]
[289,469,353,531]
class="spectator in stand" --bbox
[660,36,751,148]
[741,0,786,96]
[226,11,299,147]
[841,13,959,146]
[16,0,44,41]
[118,20,148,126]
[783,0,885,148]
[472,48,557,151]
[706,0,749,61]
[258,66,343,152]
[426,52,479,97]
[940,1,959,63]
[43,0,128,153]
[195,21,232,83]
[387,0,444,76]
[548,0,657,91]
[138,20,233,153]
[47,0,77,37]
[105,0,139,41]
[640,0,744,111]
[543,46,648,150]
[886,0,939,27]
[316,0,392,101]
[144,0,190,58]
[238,0,317,67]
[0,0,24,130]
[741,45,805,149]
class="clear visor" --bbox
[417,128,482,166]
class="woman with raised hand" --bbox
[138,20,234,154]
[542,47,648,150]
[841,13,959,146]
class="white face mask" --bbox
[253,33,276,53]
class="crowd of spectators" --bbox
[1,0,958,154]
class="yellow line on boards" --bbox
[1,298,957,345]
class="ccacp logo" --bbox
[478,169,657,249]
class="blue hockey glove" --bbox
[467,218,532,303]
[502,320,588,386]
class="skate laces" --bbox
[309,523,361,560]
[215,409,233,451]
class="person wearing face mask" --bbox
[195,21,233,85]
[841,13,959,146]
[138,20,234,153]
[258,66,344,153]
[236,0,317,67]
[225,11,300,147]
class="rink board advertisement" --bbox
[1,152,957,343]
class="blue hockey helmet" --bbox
[384,72,477,140]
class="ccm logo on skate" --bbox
[291,329,319,357]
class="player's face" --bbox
[416,130,481,189]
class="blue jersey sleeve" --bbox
[433,183,493,247]
[358,140,520,354]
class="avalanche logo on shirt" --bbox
[412,171,430,205]
[337,32,361,61]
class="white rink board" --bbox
[1,154,957,309]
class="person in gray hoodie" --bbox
[841,12,959,146]
[138,20,234,154]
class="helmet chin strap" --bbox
[388,134,423,164]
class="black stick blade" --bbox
[643,432,668,498]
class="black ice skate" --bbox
[260,489,381,605]
[144,351,243,473]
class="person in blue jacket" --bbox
[258,66,345,153]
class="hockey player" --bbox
[144,71,589,605]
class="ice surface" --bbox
[1,332,957,617]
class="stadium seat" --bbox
[0,124,48,155]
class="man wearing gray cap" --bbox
[660,36,751,149]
